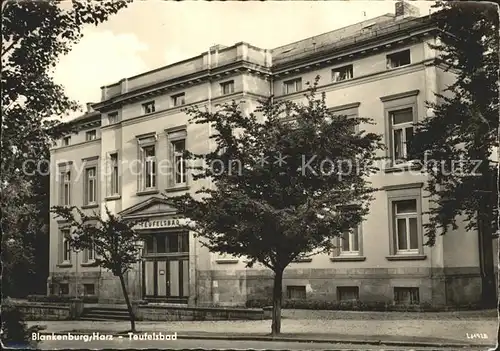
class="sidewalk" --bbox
[27,311,498,348]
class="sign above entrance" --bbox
[135,218,187,230]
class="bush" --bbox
[1,300,42,349]
[245,298,482,312]
[27,295,99,303]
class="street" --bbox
[35,338,483,350]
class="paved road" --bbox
[34,338,485,350]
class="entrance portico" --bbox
[119,197,196,305]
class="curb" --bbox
[37,331,492,348]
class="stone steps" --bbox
[80,307,131,321]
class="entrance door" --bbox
[142,259,189,302]
[142,231,189,302]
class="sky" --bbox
[52,1,435,117]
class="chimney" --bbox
[395,1,420,18]
[86,102,94,113]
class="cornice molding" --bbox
[380,89,420,102]
[329,102,361,112]
[381,182,424,191]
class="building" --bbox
[48,2,497,307]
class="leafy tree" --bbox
[1,0,130,297]
[408,1,498,308]
[51,206,144,332]
[1,298,43,349]
[166,80,384,335]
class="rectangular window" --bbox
[340,227,360,254]
[59,283,69,295]
[84,167,97,205]
[60,170,71,205]
[83,237,95,263]
[143,232,189,255]
[390,108,414,162]
[283,78,302,94]
[171,93,185,107]
[172,139,186,185]
[61,229,71,263]
[63,136,71,146]
[220,81,234,95]
[83,284,95,295]
[337,286,359,301]
[332,65,354,82]
[85,130,97,141]
[386,49,411,69]
[141,145,156,190]
[142,101,156,114]
[393,199,419,252]
[107,112,119,124]
[110,153,119,195]
[286,286,306,299]
[394,287,419,305]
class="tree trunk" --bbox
[118,273,136,332]
[478,211,496,308]
[270,269,284,336]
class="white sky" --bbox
[52,1,435,117]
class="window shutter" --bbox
[59,173,64,204]
[168,142,175,188]
[58,232,62,263]
[138,147,144,190]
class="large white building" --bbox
[48,1,497,307]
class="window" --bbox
[59,283,69,295]
[390,108,414,162]
[332,65,353,82]
[340,227,359,254]
[83,237,95,263]
[141,145,156,190]
[283,78,302,94]
[84,167,97,205]
[109,153,119,195]
[287,286,306,299]
[107,112,119,124]
[142,101,156,114]
[394,287,419,305]
[220,81,234,95]
[386,49,411,69]
[172,140,186,185]
[337,286,359,301]
[63,136,71,146]
[167,129,188,188]
[85,130,97,141]
[172,93,185,107]
[61,229,71,263]
[393,199,419,253]
[83,284,95,296]
[143,232,189,255]
[60,170,71,205]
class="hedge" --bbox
[27,295,99,303]
[245,298,481,312]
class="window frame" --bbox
[394,287,420,305]
[82,156,99,207]
[393,199,419,253]
[84,166,97,205]
[85,130,97,141]
[142,231,189,257]
[171,93,186,107]
[60,228,71,264]
[337,286,360,302]
[136,134,157,193]
[286,285,307,300]
[59,164,72,206]
[283,78,302,95]
[380,90,419,170]
[331,64,354,82]
[166,128,188,189]
[386,49,411,69]
[109,153,120,196]
[385,183,425,259]
[142,101,156,115]
[63,136,71,146]
[220,80,235,95]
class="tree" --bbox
[407,1,499,308]
[1,0,130,298]
[166,80,384,335]
[50,206,144,332]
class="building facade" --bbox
[48,2,497,307]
